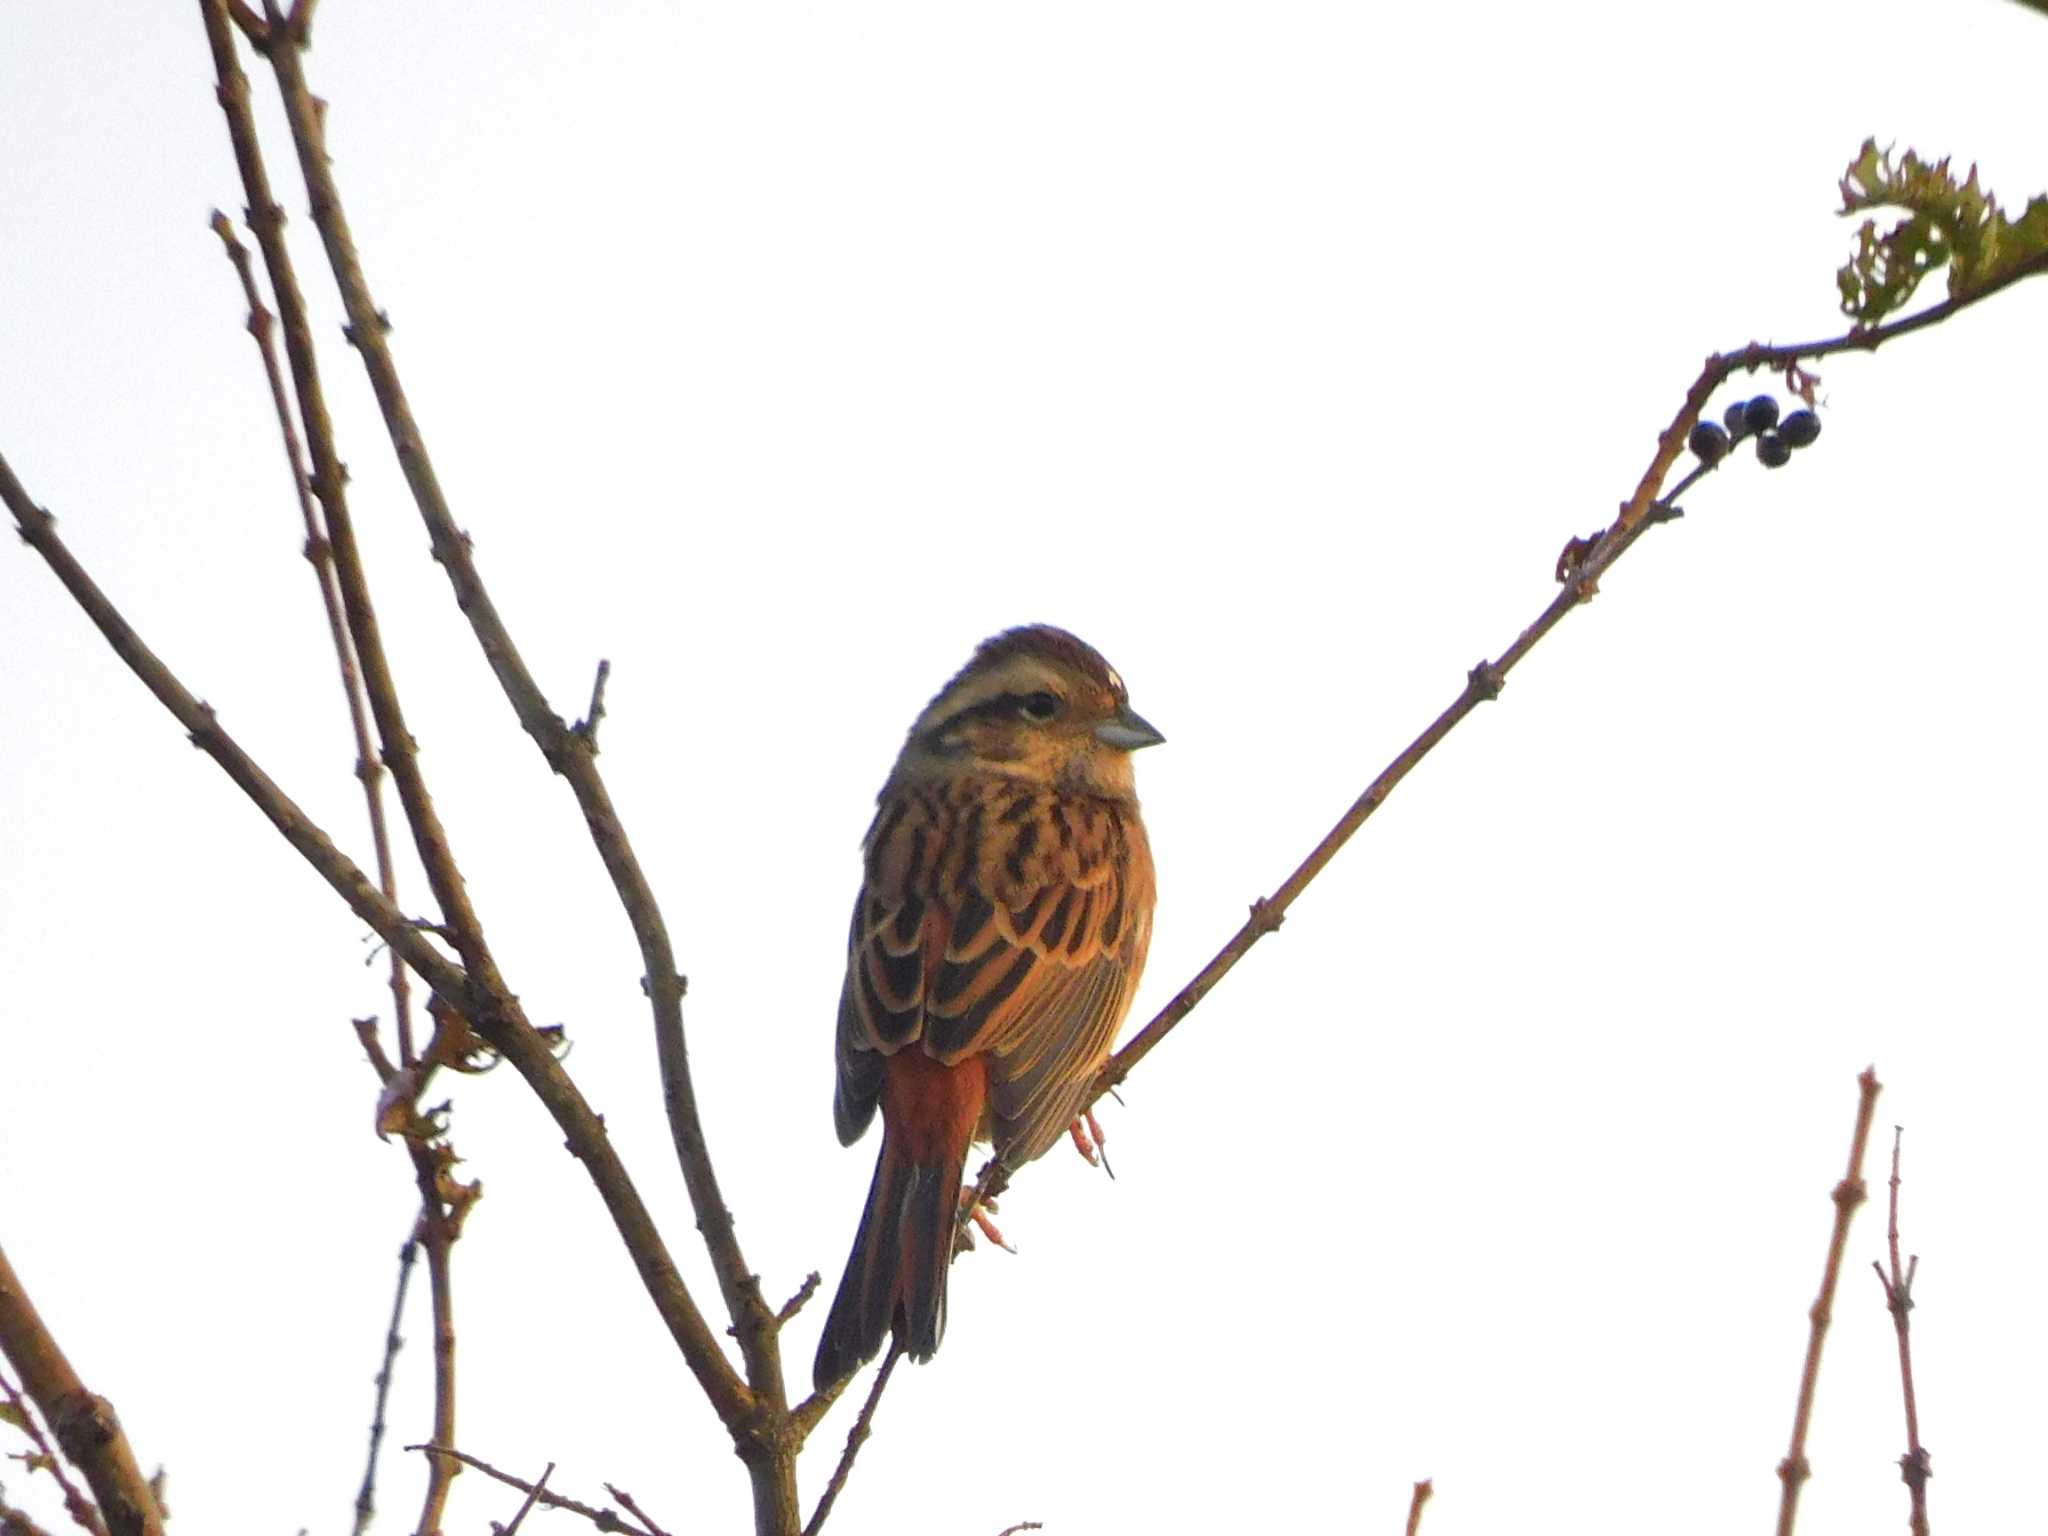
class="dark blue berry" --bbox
[1688,421,1731,464]
[1780,410,1821,448]
[1756,431,1791,468]
[1743,396,1781,434]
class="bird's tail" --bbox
[814,1131,962,1389]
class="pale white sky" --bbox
[4,4,2046,1534]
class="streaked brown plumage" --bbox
[813,625,1161,1388]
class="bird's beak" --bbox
[1095,703,1165,752]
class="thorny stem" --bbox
[1774,1067,1883,1536]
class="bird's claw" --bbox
[1067,1108,1113,1179]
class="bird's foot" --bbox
[1067,1108,1113,1179]
[960,1192,1017,1255]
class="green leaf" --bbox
[0,1401,28,1432]
[1835,137,2048,327]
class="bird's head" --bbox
[895,624,1163,799]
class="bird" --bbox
[813,624,1162,1389]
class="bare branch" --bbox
[1871,1126,1932,1536]
[573,659,611,745]
[775,1273,822,1326]
[601,1486,675,1536]
[190,0,754,1432]
[802,1344,901,1536]
[410,1448,656,1536]
[214,184,463,1536]
[350,1238,417,1536]
[1073,256,2048,1127]
[4,457,467,1003]
[250,21,786,1426]
[0,1244,162,1536]
[232,28,789,1490]
[4,451,748,1429]
[1404,1479,1434,1536]
[0,1366,106,1536]
[1774,1067,1883,1536]
[499,1463,553,1536]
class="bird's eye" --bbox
[1017,691,1062,723]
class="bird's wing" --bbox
[833,777,1153,1164]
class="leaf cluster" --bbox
[1837,137,2048,327]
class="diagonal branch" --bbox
[0,1244,163,1536]
[3,453,750,1433]
[4,457,467,1004]
[801,1343,901,1536]
[412,1447,659,1536]
[194,0,756,1436]
[1088,252,2048,1117]
[245,10,782,1423]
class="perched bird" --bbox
[813,625,1162,1388]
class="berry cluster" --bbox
[1687,394,1821,471]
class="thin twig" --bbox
[775,1273,822,1326]
[0,1244,162,1536]
[1077,257,2048,1123]
[207,207,418,1062]
[1774,1066,1884,1536]
[573,659,611,744]
[498,1463,553,1536]
[6,455,468,1001]
[0,1498,59,1536]
[797,261,2048,1446]
[993,1525,1043,1536]
[410,1448,655,1536]
[212,198,463,1536]
[801,1343,901,1536]
[256,22,783,1429]
[193,0,752,1433]
[600,1487,675,1536]
[350,1239,417,1536]
[1404,1478,1433,1536]
[0,1366,106,1536]
[244,29,787,1505]
[1871,1126,1931,1536]
[4,449,745,1428]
